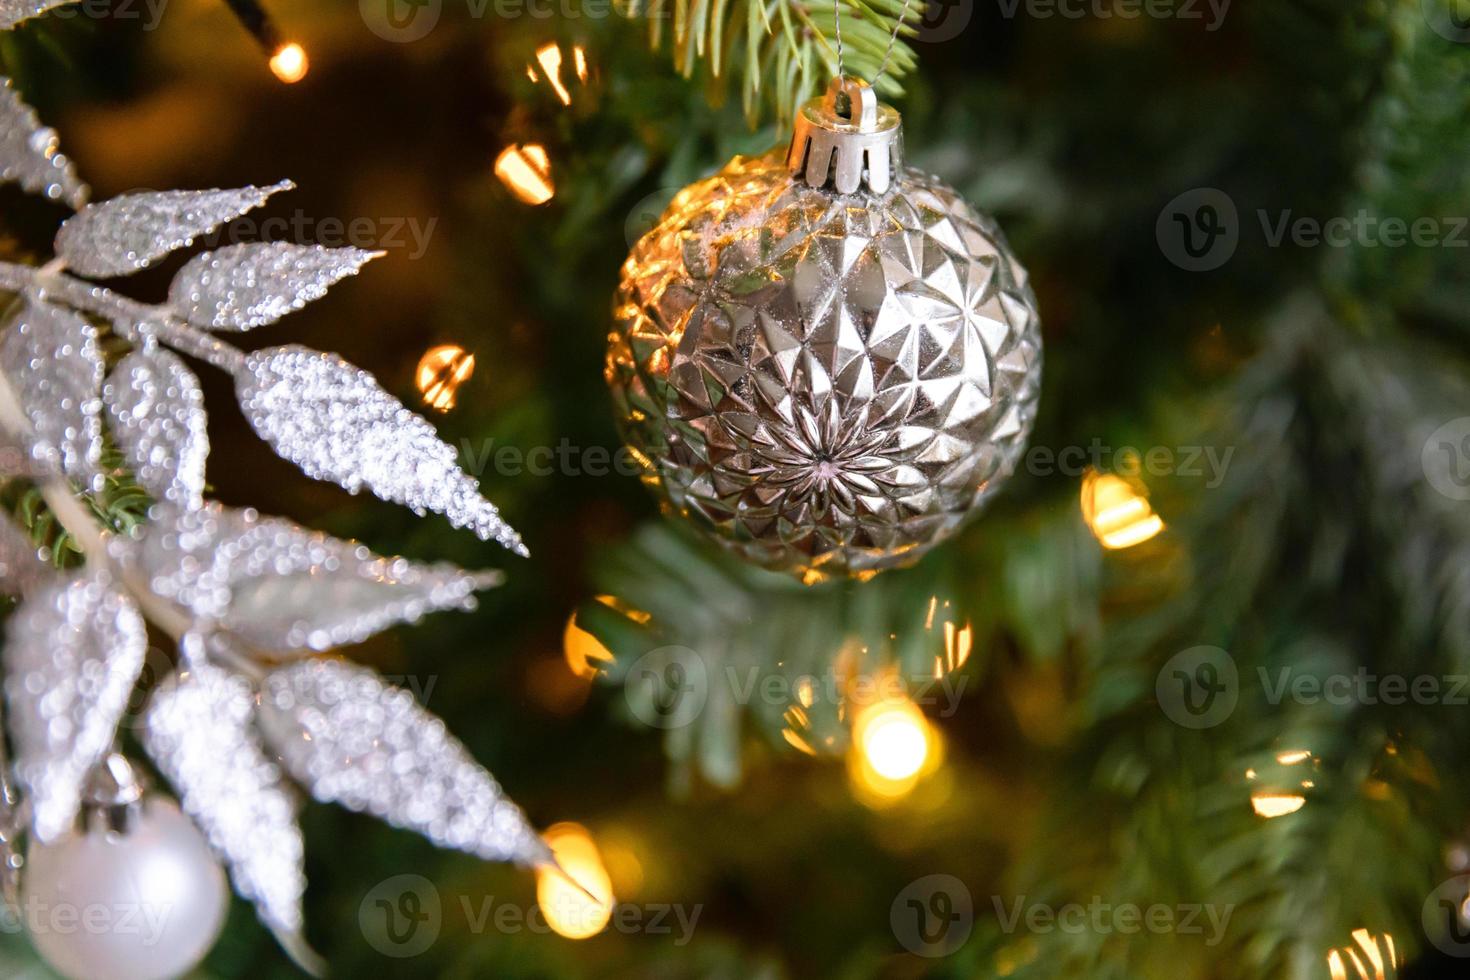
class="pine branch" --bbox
[622,0,921,125]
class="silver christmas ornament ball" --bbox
[608,77,1042,581]
[21,759,229,980]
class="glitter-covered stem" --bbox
[0,260,246,373]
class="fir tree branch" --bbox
[622,0,921,125]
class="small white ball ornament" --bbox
[21,757,229,980]
[608,76,1043,581]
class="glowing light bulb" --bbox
[1327,929,1397,980]
[536,823,614,940]
[269,43,309,84]
[528,43,592,106]
[1081,469,1164,549]
[495,144,555,205]
[563,612,615,680]
[415,344,474,412]
[849,696,936,802]
[1250,792,1306,819]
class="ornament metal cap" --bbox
[81,753,146,835]
[787,76,904,195]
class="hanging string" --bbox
[833,0,846,78]
[831,0,913,87]
[872,0,913,88]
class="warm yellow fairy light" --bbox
[527,43,592,106]
[1276,749,1313,765]
[1327,929,1397,980]
[495,143,555,205]
[1080,469,1164,549]
[536,823,614,940]
[535,42,573,106]
[563,612,615,680]
[1250,792,1306,819]
[269,43,309,84]
[849,697,936,802]
[415,344,474,412]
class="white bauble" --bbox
[22,796,229,980]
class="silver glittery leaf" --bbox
[2,571,146,842]
[143,661,306,936]
[0,510,54,597]
[112,502,502,652]
[56,183,294,279]
[257,658,552,868]
[0,298,104,490]
[235,346,527,555]
[0,0,75,29]
[0,77,87,209]
[105,346,208,509]
[168,242,380,331]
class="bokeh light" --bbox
[415,344,475,412]
[1327,929,1398,980]
[495,144,555,205]
[1081,469,1164,549]
[848,696,939,804]
[536,823,615,940]
[268,43,309,84]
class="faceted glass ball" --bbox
[608,152,1043,581]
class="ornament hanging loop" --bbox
[787,76,903,196]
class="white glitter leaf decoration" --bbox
[0,297,104,490]
[0,76,87,209]
[0,510,54,597]
[143,660,307,937]
[0,0,76,29]
[56,183,294,279]
[105,346,209,510]
[114,503,503,652]
[236,345,527,554]
[2,571,146,842]
[168,242,380,331]
[257,659,553,868]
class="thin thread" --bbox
[833,0,845,77]
[872,0,913,87]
